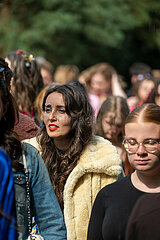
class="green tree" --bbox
[0,0,160,77]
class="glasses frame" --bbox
[122,138,160,154]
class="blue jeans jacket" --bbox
[13,142,66,240]
[0,148,17,240]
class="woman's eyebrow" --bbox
[45,103,52,107]
[57,105,65,108]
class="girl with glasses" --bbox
[88,103,160,240]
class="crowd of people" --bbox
[0,49,160,240]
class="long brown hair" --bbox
[95,96,129,145]
[37,84,93,209]
[95,96,134,175]
[6,50,44,116]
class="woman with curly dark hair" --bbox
[0,57,66,240]
[25,83,124,240]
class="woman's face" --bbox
[125,122,160,175]
[41,68,53,86]
[43,92,72,147]
[90,73,111,96]
[101,113,122,143]
[138,80,155,103]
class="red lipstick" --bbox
[48,124,59,131]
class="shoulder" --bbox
[0,148,12,172]
[14,113,39,141]
[76,135,123,177]
[0,148,9,161]
[89,135,119,153]
[98,175,130,196]
[23,137,40,152]
[138,193,160,203]
[88,94,101,107]
[18,113,38,129]
[132,193,160,216]
[91,176,130,206]
[80,135,121,165]
[22,141,41,160]
[22,142,45,174]
[92,177,130,206]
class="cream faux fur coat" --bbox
[24,135,124,240]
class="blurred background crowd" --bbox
[1,0,160,239]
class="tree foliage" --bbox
[0,0,160,76]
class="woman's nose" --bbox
[49,110,56,120]
[137,143,147,155]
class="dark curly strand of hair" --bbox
[37,84,93,209]
[0,57,22,170]
[6,50,44,116]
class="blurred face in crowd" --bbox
[41,68,53,86]
[102,112,122,144]
[138,79,155,103]
[90,73,111,96]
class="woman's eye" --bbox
[128,140,137,146]
[105,121,112,125]
[145,140,157,145]
[58,109,66,113]
[45,108,52,113]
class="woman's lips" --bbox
[48,124,59,131]
[135,159,150,164]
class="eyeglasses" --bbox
[123,138,160,154]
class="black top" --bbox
[126,193,160,240]
[87,175,147,240]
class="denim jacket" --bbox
[13,142,66,240]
